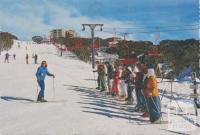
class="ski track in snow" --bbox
[0,41,199,135]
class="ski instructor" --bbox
[36,61,55,102]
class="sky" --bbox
[0,0,199,42]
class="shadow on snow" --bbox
[64,84,148,123]
[1,96,35,102]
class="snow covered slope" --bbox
[0,41,199,135]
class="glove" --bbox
[52,74,55,78]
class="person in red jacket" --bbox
[112,65,120,96]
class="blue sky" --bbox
[0,0,199,42]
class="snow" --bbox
[0,40,199,135]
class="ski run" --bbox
[0,40,199,135]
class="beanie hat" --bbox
[147,68,155,77]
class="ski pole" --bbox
[35,78,39,99]
[53,78,55,99]
[150,96,163,120]
[93,71,97,88]
[141,90,150,113]
[36,84,39,100]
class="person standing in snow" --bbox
[98,64,106,92]
[93,61,101,90]
[4,53,10,63]
[105,62,114,94]
[13,54,16,60]
[34,54,38,64]
[26,54,29,64]
[112,65,121,96]
[36,61,55,102]
[145,68,161,124]
[124,66,134,104]
[134,63,146,111]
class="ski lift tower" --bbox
[82,24,103,69]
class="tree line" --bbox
[0,32,18,54]
[39,36,199,73]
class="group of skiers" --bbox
[26,53,38,64]
[94,61,162,124]
[3,53,38,64]
[4,53,16,63]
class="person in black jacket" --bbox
[135,63,146,111]
[34,54,38,64]
[124,66,134,104]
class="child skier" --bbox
[36,61,55,102]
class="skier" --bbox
[124,66,134,104]
[105,62,114,94]
[145,68,162,124]
[93,61,102,90]
[13,54,16,60]
[26,54,29,64]
[141,66,150,118]
[134,63,146,111]
[18,43,20,48]
[98,64,106,92]
[118,66,126,99]
[34,54,38,64]
[4,53,10,63]
[36,61,55,102]
[112,65,120,96]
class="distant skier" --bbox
[34,54,38,64]
[18,43,20,48]
[13,54,16,60]
[4,53,10,63]
[36,61,55,102]
[26,54,29,64]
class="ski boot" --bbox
[40,97,47,102]
[96,87,100,90]
[141,112,149,118]
[100,89,105,92]
[152,117,162,124]
[37,95,42,102]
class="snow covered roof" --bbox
[90,51,119,61]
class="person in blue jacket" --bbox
[36,61,55,102]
